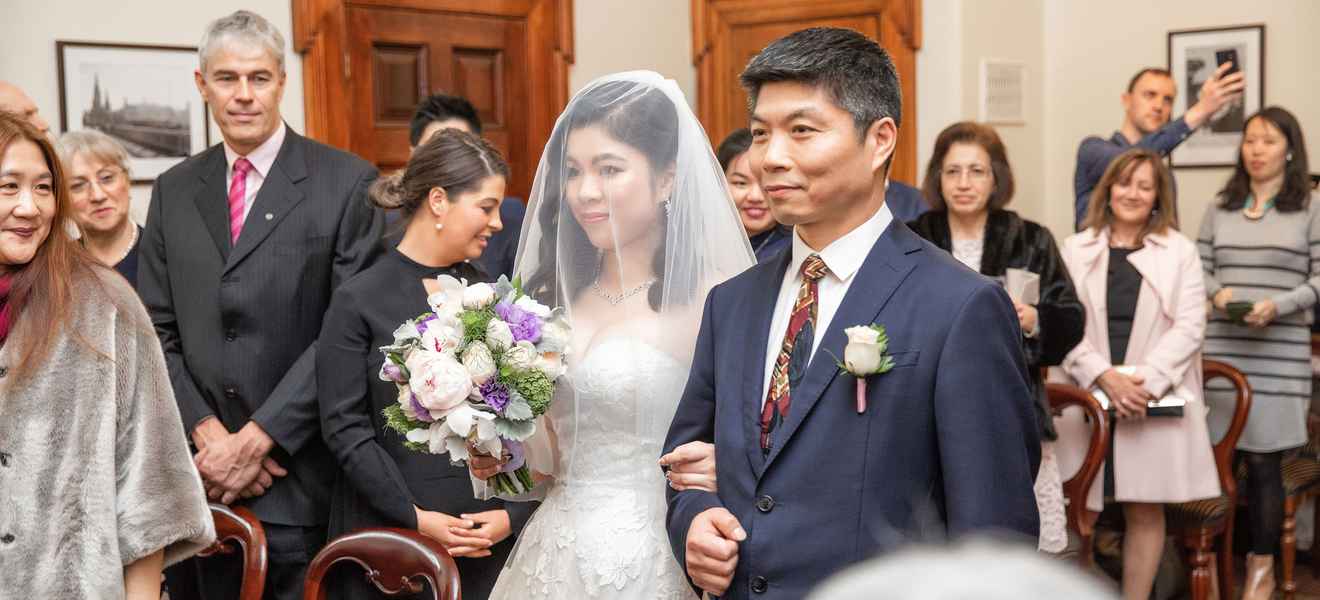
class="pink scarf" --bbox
[0,274,12,345]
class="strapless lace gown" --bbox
[488,338,693,599]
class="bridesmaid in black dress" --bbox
[317,129,534,599]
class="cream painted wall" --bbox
[1,0,304,225]
[570,0,696,103]
[1042,0,1320,240]
[915,0,962,184]
[958,0,1045,222]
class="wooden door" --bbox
[294,0,573,200]
[692,0,921,183]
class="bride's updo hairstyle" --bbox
[527,81,679,311]
[369,128,509,223]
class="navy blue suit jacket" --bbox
[663,220,1041,599]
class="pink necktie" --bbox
[228,158,253,245]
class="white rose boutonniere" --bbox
[837,324,895,413]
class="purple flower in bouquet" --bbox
[380,362,406,383]
[480,379,511,413]
[416,315,435,335]
[401,391,434,423]
[494,302,541,343]
[500,439,526,474]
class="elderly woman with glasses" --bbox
[909,121,1085,554]
[57,129,141,284]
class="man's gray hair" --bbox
[807,539,1118,600]
[198,10,286,74]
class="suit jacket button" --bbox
[224,387,239,400]
[750,576,768,593]
[756,495,775,513]
[0,534,14,544]
[225,329,237,342]
[0,452,9,467]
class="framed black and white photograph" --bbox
[57,41,210,183]
[1167,24,1264,168]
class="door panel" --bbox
[295,0,572,200]
[693,0,921,184]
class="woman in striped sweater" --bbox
[1198,106,1315,600]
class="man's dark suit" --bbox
[664,220,1041,599]
[139,128,383,599]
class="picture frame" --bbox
[57,41,211,183]
[1166,24,1264,168]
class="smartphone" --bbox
[1215,49,1240,76]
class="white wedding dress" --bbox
[487,338,693,599]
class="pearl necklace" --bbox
[97,225,137,266]
[590,260,656,305]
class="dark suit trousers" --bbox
[175,522,326,600]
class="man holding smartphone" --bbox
[1073,63,1245,229]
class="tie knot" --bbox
[800,254,828,281]
[232,157,253,177]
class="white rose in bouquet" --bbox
[504,340,538,370]
[486,318,515,352]
[427,274,467,318]
[514,295,552,319]
[462,341,497,385]
[420,314,464,354]
[463,282,497,310]
[405,349,472,419]
[537,317,572,354]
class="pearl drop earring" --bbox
[435,222,444,230]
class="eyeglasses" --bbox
[941,165,991,182]
[69,167,125,196]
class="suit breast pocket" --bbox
[886,350,920,369]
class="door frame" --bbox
[293,0,573,182]
[691,0,921,183]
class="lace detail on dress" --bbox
[489,338,692,599]
[1035,441,1069,553]
[952,238,984,272]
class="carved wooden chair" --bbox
[1164,359,1251,600]
[1046,382,1109,566]
[1276,337,1320,600]
[303,528,461,600]
[196,504,268,600]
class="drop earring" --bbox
[435,222,444,230]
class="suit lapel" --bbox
[761,221,921,471]
[743,250,793,476]
[224,133,308,273]
[194,148,231,261]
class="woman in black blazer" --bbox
[317,129,532,599]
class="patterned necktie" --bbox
[760,254,829,454]
[228,157,253,245]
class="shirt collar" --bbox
[224,122,287,179]
[788,203,893,283]
[1109,130,1131,148]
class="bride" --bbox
[469,71,755,598]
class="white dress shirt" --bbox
[223,122,287,224]
[760,203,893,408]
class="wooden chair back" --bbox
[1046,382,1108,565]
[196,504,268,600]
[303,528,460,600]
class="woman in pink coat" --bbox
[1053,148,1219,600]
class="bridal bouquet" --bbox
[380,274,570,495]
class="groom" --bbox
[663,28,1041,598]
